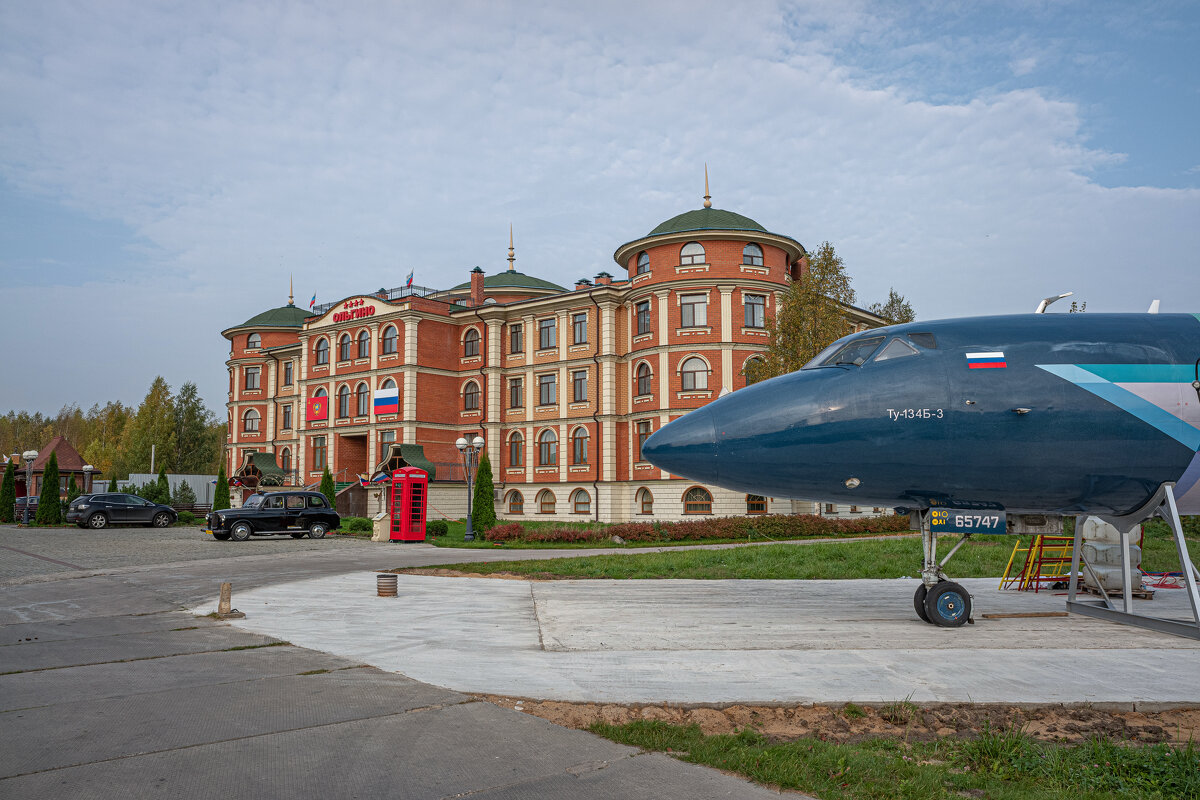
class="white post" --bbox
[150,444,156,474]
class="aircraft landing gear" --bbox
[915,509,974,626]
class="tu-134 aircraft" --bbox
[642,311,1200,638]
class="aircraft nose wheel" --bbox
[924,581,972,627]
[913,582,933,622]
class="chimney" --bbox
[594,271,612,286]
[470,267,485,307]
[574,278,593,291]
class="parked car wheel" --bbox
[230,522,253,542]
[88,513,108,529]
[151,512,173,528]
[308,522,328,539]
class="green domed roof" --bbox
[448,270,566,293]
[649,207,767,236]
[237,304,312,329]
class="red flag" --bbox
[306,396,328,421]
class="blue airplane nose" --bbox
[641,406,719,484]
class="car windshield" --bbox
[243,495,264,509]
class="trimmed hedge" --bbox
[426,519,448,537]
[341,517,373,533]
[484,513,911,544]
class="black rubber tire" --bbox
[213,533,230,541]
[308,522,328,539]
[924,581,972,627]
[88,513,108,530]
[230,522,253,542]
[913,583,931,623]
[152,512,172,528]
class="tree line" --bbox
[0,377,226,480]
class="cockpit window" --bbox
[874,338,920,362]
[906,332,937,349]
[815,336,886,367]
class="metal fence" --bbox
[124,473,219,506]
[312,284,441,316]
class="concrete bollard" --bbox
[377,573,398,597]
[215,582,246,619]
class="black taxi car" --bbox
[206,491,340,541]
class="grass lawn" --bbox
[589,720,1197,800]
[414,527,1197,580]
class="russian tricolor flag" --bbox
[374,386,400,415]
[966,351,1007,369]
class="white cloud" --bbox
[1,0,1198,413]
[1010,56,1038,76]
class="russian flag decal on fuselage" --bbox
[966,351,1007,369]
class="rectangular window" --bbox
[850,505,861,514]
[538,318,556,350]
[744,295,765,328]
[747,495,767,514]
[572,312,587,344]
[572,370,587,403]
[510,324,523,353]
[381,430,396,448]
[283,362,293,386]
[282,404,292,430]
[636,420,652,461]
[509,378,524,408]
[636,301,651,335]
[538,373,556,406]
[245,367,260,390]
[680,294,707,327]
[825,503,836,514]
[312,436,327,470]
[509,436,523,467]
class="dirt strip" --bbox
[476,695,1200,745]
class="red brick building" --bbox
[222,198,883,521]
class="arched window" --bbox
[537,489,556,514]
[684,486,713,514]
[507,490,524,514]
[242,408,260,433]
[247,333,261,348]
[743,356,764,386]
[380,378,396,391]
[314,387,327,398]
[463,328,480,358]
[381,325,398,355]
[356,383,370,416]
[538,429,557,466]
[314,338,329,365]
[339,334,352,362]
[636,362,652,396]
[463,381,480,411]
[680,241,705,265]
[357,330,370,359]
[571,489,591,514]
[279,447,291,472]
[636,251,650,275]
[637,487,654,515]
[571,427,589,465]
[681,357,709,390]
[747,494,767,514]
[509,431,524,467]
[337,385,350,418]
[742,243,764,266]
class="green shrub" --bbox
[426,519,448,537]
[177,510,196,525]
[341,517,373,532]
[171,481,197,506]
[483,513,911,544]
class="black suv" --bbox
[66,494,178,529]
[206,491,340,541]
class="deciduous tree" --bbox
[868,289,916,324]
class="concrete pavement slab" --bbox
[0,645,361,710]
[0,574,173,623]
[0,667,464,777]
[0,699,781,800]
[0,611,227,645]
[212,574,1200,704]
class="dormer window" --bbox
[680,242,705,265]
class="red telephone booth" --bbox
[389,467,428,542]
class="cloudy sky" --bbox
[3,0,1198,415]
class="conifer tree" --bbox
[36,452,62,525]
[868,288,916,324]
[319,466,336,509]
[156,464,170,504]
[213,463,231,511]
[0,461,15,523]
[107,476,118,492]
[472,449,496,531]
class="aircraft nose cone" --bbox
[641,407,719,484]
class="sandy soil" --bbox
[476,695,1200,745]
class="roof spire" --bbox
[703,163,712,208]
[288,274,294,306]
[507,224,516,272]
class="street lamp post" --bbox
[455,435,485,542]
[21,450,37,526]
